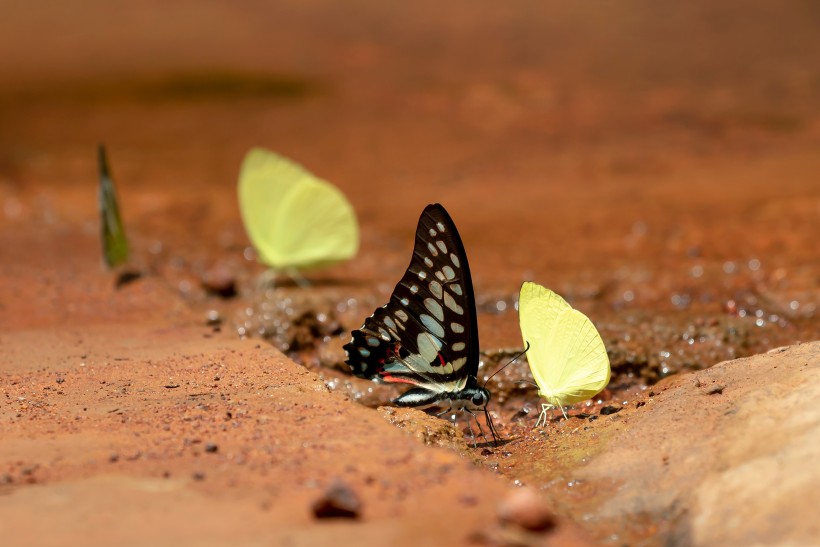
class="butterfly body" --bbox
[344,204,494,437]
[518,281,611,426]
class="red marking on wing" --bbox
[381,374,418,385]
[386,343,402,361]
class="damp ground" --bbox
[1,2,819,545]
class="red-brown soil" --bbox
[1,2,818,545]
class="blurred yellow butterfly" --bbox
[237,148,359,276]
[518,281,611,427]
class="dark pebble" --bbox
[200,263,237,298]
[600,405,622,415]
[115,270,142,288]
[205,310,222,326]
[497,488,555,532]
[459,494,478,506]
[312,480,362,519]
[704,384,725,395]
[192,472,206,481]
[204,442,219,453]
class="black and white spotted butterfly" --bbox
[344,203,498,444]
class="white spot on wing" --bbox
[442,265,456,280]
[436,222,445,232]
[450,322,464,333]
[395,310,409,322]
[359,348,371,357]
[417,333,442,362]
[424,298,444,321]
[367,337,380,347]
[410,284,419,294]
[383,317,397,331]
[450,253,460,267]
[435,271,445,281]
[400,297,410,306]
[427,242,438,256]
[444,292,464,315]
[452,342,466,352]
[428,228,437,237]
[436,241,447,253]
[450,283,462,296]
[418,271,428,280]
[424,257,434,268]
[420,314,445,338]
[429,280,442,299]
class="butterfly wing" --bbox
[237,148,359,270]
[345,204,479,396]
[98,145,129,268]
[519,282,610,407]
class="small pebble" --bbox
[497,487,555,532]
[205,310,222,326]
[200,263,237,298]
[312,479,362,519]
[204,442,219,453]
[703,383,725,395]
[600,405,622,415]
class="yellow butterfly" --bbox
[518,281,611,427]
[237,148,359,276]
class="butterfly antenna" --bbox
[482,341,530,389]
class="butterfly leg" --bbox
[285,267,312,288]
[256,268,278,291]
[535,404,551,428]
[434,406,478,446]
[465,408,492,448]
[558,404,569,420]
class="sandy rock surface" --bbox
[1,1,819,545]
[0,323,591,546]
